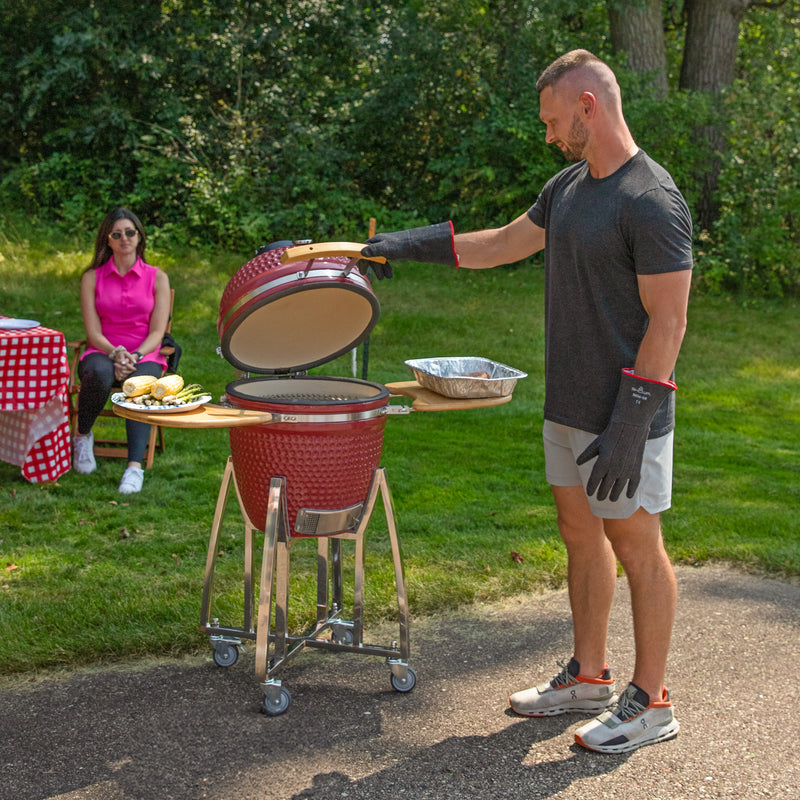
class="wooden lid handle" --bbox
[280,241,386,265]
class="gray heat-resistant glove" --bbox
[359,221,458,279]
[576,368,677,502]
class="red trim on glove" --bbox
[622,368,677,391]
[448,220,460,268]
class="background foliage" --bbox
[1,0,799,296]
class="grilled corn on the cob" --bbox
[122,375,158,398]
[152,374,185,400]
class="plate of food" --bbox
[112,374,212,413]
[111,392,213,414]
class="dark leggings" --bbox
[77,352,163,464]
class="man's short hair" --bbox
[536,49,609,94]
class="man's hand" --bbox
[576,369,676,502]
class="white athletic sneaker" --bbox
[118,466,144,494]
[574,683,680,753]
[509,658,617,717]
[72,432,97,474]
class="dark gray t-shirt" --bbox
[528,150,693,437]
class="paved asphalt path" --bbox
[1,564,798,800]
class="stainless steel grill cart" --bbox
[200,455,412,715]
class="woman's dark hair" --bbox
[86,207,146,272]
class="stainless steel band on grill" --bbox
[218,267,373,332]
[264,407,389,424]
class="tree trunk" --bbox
[679,0,753,230]
[608,0,669,96]
[679,0,752,92]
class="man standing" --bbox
[361,49,693,754]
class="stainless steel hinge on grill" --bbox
[385,404,412,415]
[341,258,359,276]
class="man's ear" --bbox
[579,91,597,118]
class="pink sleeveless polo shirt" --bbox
[81,256,168,370]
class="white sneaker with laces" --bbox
[509,658,617,717]
[72,432,97,474]
[574,683,680,753]
[118,466,144,494]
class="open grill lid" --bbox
[217,242,380,375]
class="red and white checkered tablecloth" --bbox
[0,321,71,482]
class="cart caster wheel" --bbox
[262,687,292,716]
[390,666,417,693]
[332,628,354,645]
[212,643,239,668]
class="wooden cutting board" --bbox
[113,403,274,429]
[385,381,512,411]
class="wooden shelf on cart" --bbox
[113,381,512,428]
[112,402,274,428]
[385,380,512,411]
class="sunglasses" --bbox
[109,228,138,240]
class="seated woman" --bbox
[72,208,171,494]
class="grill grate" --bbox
[265,391,364,402]
[228,377,387,406]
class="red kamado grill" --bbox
[107,239,522,716]
[217,241,391,536]
[204,240,415,715]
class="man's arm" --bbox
[455,212,546,269]
[576,267,691,502]
[634,269,692,381]
[360,211,544,275]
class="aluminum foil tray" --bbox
[404,357,527,399]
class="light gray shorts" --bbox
[543,420,674,519]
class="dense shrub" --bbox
[0,1,798,295]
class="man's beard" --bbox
[561,113,589,163]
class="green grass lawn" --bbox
[1,221,798,675]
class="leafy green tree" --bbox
[699,6,800,296]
